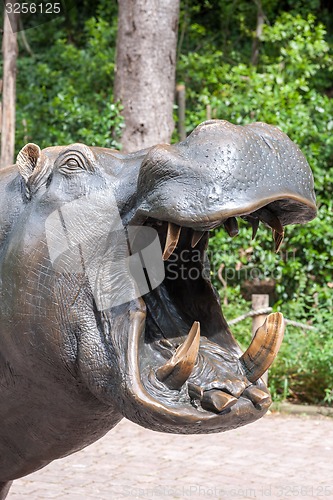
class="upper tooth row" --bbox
[162,212,284,261]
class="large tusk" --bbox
[156,322,200,390]
[240,312,285,383]
[162,222,181,260]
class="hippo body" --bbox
[0,121,316,498]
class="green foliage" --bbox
[14,5,122,152]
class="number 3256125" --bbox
[5,3,61,14]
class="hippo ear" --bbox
[16,143,41,184]
[16,143,50,198]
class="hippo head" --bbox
[8,120,316,435]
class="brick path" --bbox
[9,413,333,499]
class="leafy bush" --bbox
[15,10,123,151]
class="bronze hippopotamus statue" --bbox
[0,120,316,498]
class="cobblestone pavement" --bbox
[9,413,333,500]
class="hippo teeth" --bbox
[243,386,271,410]
[201,390,238,413]
[223,217,239,237]
[246,216,260,240]
[162,222,181,260]
[160,205,284,261]
[273,229,284,252]
[240,312,285,383]
[188,384,238,414]
[253,207,284,235]
[191,230,205,248]
[156,321,200,390]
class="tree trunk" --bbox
[0,2,19,168]
[251,0,264,66]
[114,0,180,152]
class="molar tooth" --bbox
[243,386,271,410]
[162,222,181,260]
[224,217,239,237]
[242,216,259,239]
[191,230,205,248]
[201,390,238,413]
[250,218,259,240]
[240,312,285,383]
[273,229,284,252]
[156,321,200,390]
[254,208,283,235]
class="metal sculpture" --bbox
[0,120,316,498]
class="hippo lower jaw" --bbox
[110,208,288,434]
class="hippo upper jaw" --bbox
[134,120,316,230]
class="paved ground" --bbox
[9,412,333,499]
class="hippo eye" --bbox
[66,159,80,169]
[58,156,86,174]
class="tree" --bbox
[114,0,180,152]
[251,0,264,66]
[0,1,19,168]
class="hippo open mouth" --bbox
[141,218,282,409]
[110,120,316,433]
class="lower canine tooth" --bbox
[163,222,181,260]
[240,312,285,383]
[156,321,200,390]
[201,390,237,413]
